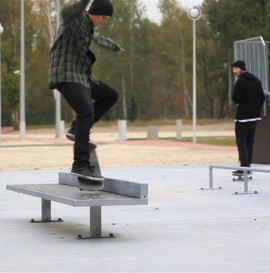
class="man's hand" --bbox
[119,48,126,53]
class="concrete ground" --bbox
[1,164,270,272]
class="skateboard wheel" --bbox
[254,191,258,194]
[30,219,35,223]
[77,235,82,239]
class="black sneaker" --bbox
[66,121,76,141]
[66,128,97,149]
[71,165,104,181]
[66,128,75,141]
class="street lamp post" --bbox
[0,23,3,145]
[20,0,26,140]
[54,0,62,138]
[187,7,202,144]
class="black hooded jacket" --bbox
[232,72,265,122]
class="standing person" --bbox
[48,0,125,180]
[232,60,265,174]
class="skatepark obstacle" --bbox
[7,177,148,239]
[6,145,148,239]
[202,165,270,195]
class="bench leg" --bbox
[30,199,63,223]
[234,171,258,195]
[90,206,102,238]
[77,206,115,239]
[200,167,222,191]
[209,167,213,189]
[243,171,249,193]
[42,199,51,221]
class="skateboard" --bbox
[71,172,104,191]
[232,172,253,182]
[71,142,104,191]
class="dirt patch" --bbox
[0,124,238,171]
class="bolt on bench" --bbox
[6,172,148,239]
[201,165,270,195]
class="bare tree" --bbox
[178,29,192,118]
[29,0,57,48]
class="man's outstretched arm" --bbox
[92,32,125,52]
[62,0,91,24]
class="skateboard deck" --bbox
[70,173,104,191]
[232,173,252,182]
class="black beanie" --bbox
[88,0,114,17]
[231,60,246,71]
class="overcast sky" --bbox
[140,0,204,24]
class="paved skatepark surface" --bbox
[1,164,270,272]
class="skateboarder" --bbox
[48,0,125,180]
[231,60,265,176]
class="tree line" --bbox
[0,0,269,127]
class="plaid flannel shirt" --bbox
[48,0,120,89]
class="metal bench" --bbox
[202,165,270,195]
[7,174,148,239]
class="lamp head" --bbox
[188,7,202,21]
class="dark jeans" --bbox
[56,81,118,167]
[235,121,257,167]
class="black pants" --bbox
[56,81,118,167]
[235,121,257,167]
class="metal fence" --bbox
[234,36,270,115]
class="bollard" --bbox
[147,126,158,140]
[118,120,127,141]
[176,119,182,140]
[60,120,65,137]
[19,121,26,140]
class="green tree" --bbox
[202,0,270,117]
[0,0,20,126]
[158,0,193,118]
[91,0,149,121]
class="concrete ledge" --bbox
[6,184,148,207]
[59,172,148,199]
[209,165,270,173]
[6,171,148,239]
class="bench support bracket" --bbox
[29,199,63,223]
[77,206,115,239]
